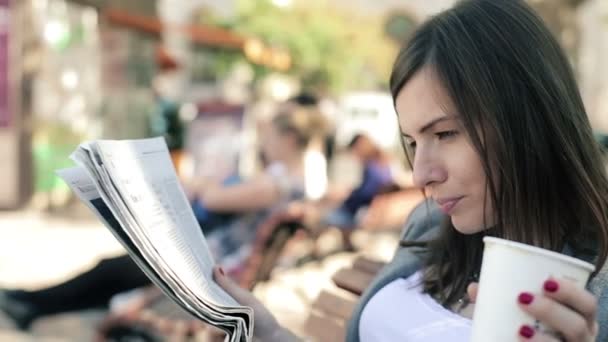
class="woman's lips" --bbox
[435,197,463,215]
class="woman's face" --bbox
[261,123,294,163]
[395,68,495,233]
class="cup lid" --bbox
[483,237,595,273]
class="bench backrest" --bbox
[304,256,387,341]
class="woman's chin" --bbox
[451,218,486,235]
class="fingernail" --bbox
[519,325,535,339]
[518,292,534,305]
[218,267,225,276]
[544,279,559,293]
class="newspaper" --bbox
[57,137,253,342]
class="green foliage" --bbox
[220,0,399,93]
[31,121,83,193]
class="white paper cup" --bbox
[470,237,595,342]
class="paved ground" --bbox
[0,203,400,341]
[0,204,124,341]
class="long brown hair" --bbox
[391,0,608,308]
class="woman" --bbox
[0,106,327,332]
[194,107,327,273]
[213,0,608,341]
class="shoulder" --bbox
[400,199,444,242]
[589,259,608,299]
[589,260,608,341]
[345,199,441,341]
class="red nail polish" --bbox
[544,279,559,293]
[519,325,535,339]
[518,292,534,305]
[219,267,225,276]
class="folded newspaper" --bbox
[57,137,253,342]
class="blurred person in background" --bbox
[287,92,337,166]
[0,105,327,332]
[187,106,327,274]
[321,133,395,250]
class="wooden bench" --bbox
[303,256,387,342]
[331,256,386,295]
[239,188,423,289]
[98,256,387,342]
[238,208,307,289]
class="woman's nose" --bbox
[412,149,446,189]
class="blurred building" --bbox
[0,0,31,209]
[0,0,266,209]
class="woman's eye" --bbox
[436,130,458,139]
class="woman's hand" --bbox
[212,266,300,342]
[96,286,204,341]
[467,279,598,341]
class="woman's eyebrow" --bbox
[402,115,455,138]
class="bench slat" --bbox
[305,258,388,340]
[310,290,358,320]
[332,268,376,296]
[352,256,385,275]
[304,311,347,342]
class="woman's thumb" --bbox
[213,267,282,340]
[467,282,479,304]
[213,266,234,290]
[212,266,250,305]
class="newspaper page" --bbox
[58,137,253,342]
[60,165,248,341]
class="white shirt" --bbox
[359,271,471,341]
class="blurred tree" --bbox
[210,0,399,93]
[200,0,592,93]
[384,12,417,45]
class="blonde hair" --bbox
[272,107,328,149]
